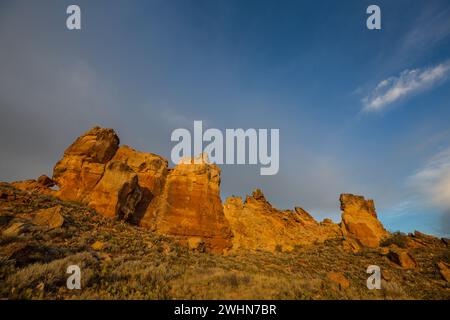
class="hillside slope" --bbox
[1,183,449,300]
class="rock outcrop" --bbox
[86,161,142,219]
[340,194,388,248]
[387,247,416,269]
[223,189,342,252]
[10,126,404,254]
[11,176,55,196]
[32,206,65,229]
[48,127,147,220]
[327,271,350,290]
[2,222,31,237]
[140,159,233,253]
[406,231,447,249]
[53,127,120,202]
[13,127,231,253]
[437,261,450,282]
[111,145,168,223]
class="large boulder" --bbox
[32,205,65,229]
[59,126,119,163]
[340,194,388,248]
[52,127,119,201]
[50,128,145,221]
[437,261,450,282]
[327,271,350,290]
[2,222,31,237]
[387,247,416,269]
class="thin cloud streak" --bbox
[401,6,450,54]
[409,147,450,210]
[363,61,450,112]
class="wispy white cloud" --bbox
[363,61,450,112]
[409,147,450,210]
[384,200,417,219]
[401,7,450,55]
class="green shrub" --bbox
[381,231,408,248]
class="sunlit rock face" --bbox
[11,126,396,255]
[51,127,143,219]
[52,127,120,202]
[340,194,388,248]
[223,189,342,252]
[141,159,233,253]
[21,127,231,252]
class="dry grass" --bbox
[0,183,449,300]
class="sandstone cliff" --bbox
[13,127,232,253]
[223,189,342,252]
[141,160,233,252]
[11,126,394,254]
[340,194,388,248]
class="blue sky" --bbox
[1,0,449,236]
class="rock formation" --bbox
[140,160,233,252]
[10,126,400,254]
[11,176,55,196]
[223,189,342,252]
[13,127,232,252]
[53,127,120,202]
[437,261,450,282]
[340,194,388,248]
[47,127,147,220]
[86,161,142,219]
[32,206,65,230]
[387,247,416,269]
[112,146,168,188]
[326,271,350,290]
